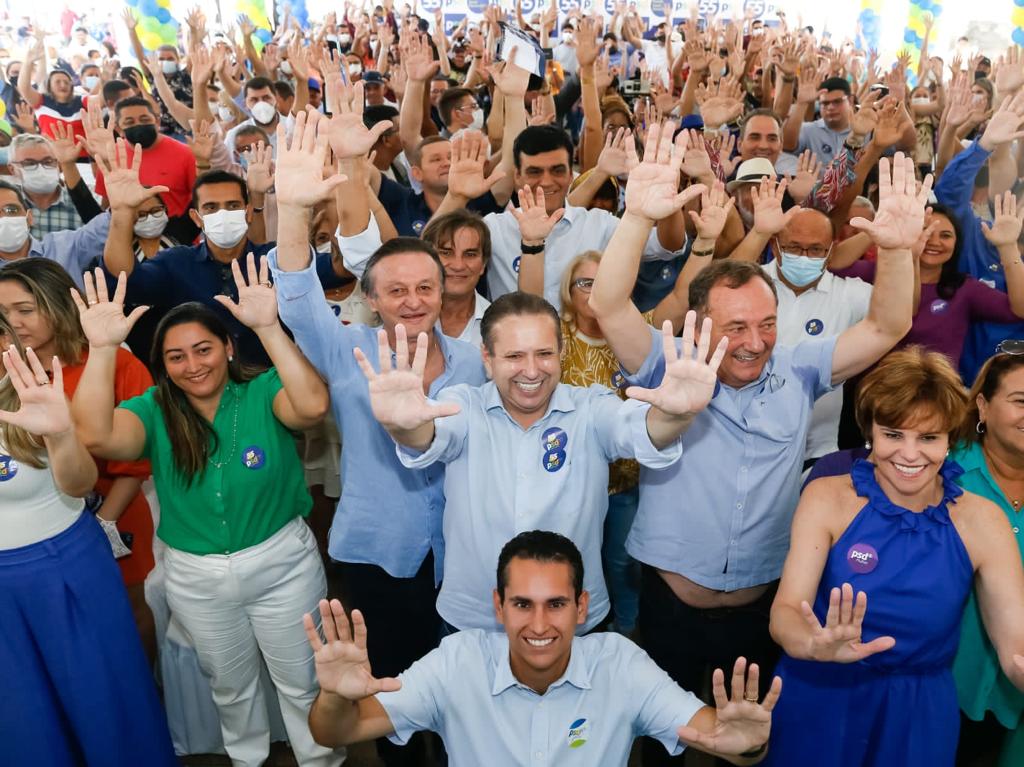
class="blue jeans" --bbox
[602,487,641,632]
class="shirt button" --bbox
[1014,526,1020,534]
[740,466,747,473]
[736,502,743,510]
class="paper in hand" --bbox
[497,22,545,78]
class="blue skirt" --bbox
[0,512,177,765]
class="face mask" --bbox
[122,124,158,148]
[250,101,277,124]
[280,60,293,76]
[218,105,234,122]
[562,32,574,43]
[655,35,666,44]
[19,165,60,194]
[779,249,828,287]
[315,241,333,255]
[0,216,29,252]
[339,33,352,47]
[161,60,179,75]
[83,75,99,90]
[8,75,18,87]
[972,93,987,106]
[348,63,362,76]
[134,210,168,239]
[202,209,248,248]
[911,97,931,106]
[0,146,9,165]
[469,108,484,131]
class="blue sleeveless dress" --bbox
[764,459,975,766]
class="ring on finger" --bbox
[259,281,272,288]
[744,694,759,703]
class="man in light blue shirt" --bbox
[304,531,781,765]
[268,107,485,767]
[354,290,728,633]
[588,131,925,765]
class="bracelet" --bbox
[520,240,545,254]
[781,74,796,83]
[739,741,768,759]
[690,247,715,258]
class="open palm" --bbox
[0,347,73,437]
[71,269,149,349]
[625,124,705,221]
[275,110,347,208]
[327,81,391,160]
[850,153,931,249]
[98,139,169,211]
[213,253,279,330]
[803,583,896,663]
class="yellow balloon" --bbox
[1014,7,1024,28]
[0,100,7,119]
[907,20,925,36]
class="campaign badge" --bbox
[0,454,18,481]
[567,718,589,748]
[543,449,567,473]
[542,427,568,451]
[847,542,879,574]
[241,446,266,470]
[805,318,824,336]
[930,299,949,314]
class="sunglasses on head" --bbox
[995,339,1024,355]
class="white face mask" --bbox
[280,60,293,76]
[348,63,363,76]
[0,216,29,252]
[972,93,988,106]
[19,165,61,194]
[161,60,179,75]
[315,241,333,255]
[133,210,168,239]
[83,75,99,90]
[469,108,485,131]
[250,101,277,125]
[202,209,248,248]
[217,105,234,122]
[911,97,931,106]
[339,33,352,47]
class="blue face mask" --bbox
[0,145,9,165]
[778,249,828,287]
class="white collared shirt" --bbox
[377,630,704,766]
[762,260,873,459]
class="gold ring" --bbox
[744,694,759,703]
[259,281,272,288]
[87,300,98,306]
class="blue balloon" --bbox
[155,8,171,23]
[139,0,159,16]
[1016,0,1024,7]
[904,30,921,46]
[1015,27,1024,46]
[255,28,272,43]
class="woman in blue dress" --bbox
[765,347,1024,766]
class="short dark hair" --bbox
[363,104,399,129]
[819,76,851,95]
[233,125,272,146]
[408,135,449,167]
[512,125,574,170]
[480,291,561,354]
[191,170,249,211]
[272,80,294,99]
[688,260,778,315]
[114,96,156,121]
[438,87,474,126]
[243,76,275,97]
[739,108,782,139]
[496,531,584,602]
[360,237,445,297]
[421,210,492,265]
[0,178,32,210]
[102,79,132,104]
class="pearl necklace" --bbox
[209,393,240,470]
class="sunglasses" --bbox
[996,339,1024,355]
[572,278,595,292]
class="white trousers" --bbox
[164,518,343,767]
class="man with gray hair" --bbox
[9,133,97,237]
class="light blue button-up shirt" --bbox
[269,249,486,581]
[625,325,836,591]
[13,211,111,290]
[377,629,705,766]
[397,382,682,632]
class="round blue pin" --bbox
[543,448,567,473]
[805,318,824,336]
[241,446,266,470]
[0,454,18,481]
[513,256,521,273]
[542,427,568,451]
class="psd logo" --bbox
[847,542,879,574]
[242,446,266,470]
[930,299,949,314]
[567,717,589,748]
[805,318,824,336]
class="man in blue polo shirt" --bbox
[304,531,781,765]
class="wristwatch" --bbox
[844,134,867,151]
[520,240,545,254]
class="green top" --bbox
[119,368,311,555]
[951,440,1024,758]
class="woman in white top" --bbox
[0,324,176,765]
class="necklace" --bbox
[1013,499,1022,510]
[209,391,240,469]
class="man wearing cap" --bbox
[362,71,397,109]
[306,79,324,113]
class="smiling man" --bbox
[304,531,781,765]
[354,290,728,634]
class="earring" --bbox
[228,355,234,363]
[976,421,986,435]
[864,441,872,450]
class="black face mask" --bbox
[122,124,157,149]
[8,75,18,88]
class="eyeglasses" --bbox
[572,278,595,292]
[15,159,58,170]
[136,209,166,221]
[776,241,831,259]
[996,339,1024,355]
[0,204,25,217]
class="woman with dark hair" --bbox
[767,348,1024,766]
[71,259,343,767]
[0,318,176,765]
[840,196,1024,367]
[0,258,158,659]
[17,35,87,144]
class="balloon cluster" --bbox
[856,0,883,55]
[278,0,311,30]
[1014,0,1024,48]
[237,0,274,50]
[126,0,179,51]
[900,0,942,85]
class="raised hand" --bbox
[944,75,974,129]
[81,97,116,158]
[71,269,149,349]
[575,17,601,68]
[870,97,909,151]
[0,346,73,437]
[980,89,1024,151]
[277,109,348,208]
[695,77,745,129]
[121,7,138,31]
[50,121,86,164]
[303,599,400,701]
[751,176,800,236]
[850,153,931,250]
[596,128,638,178]
[625,313,728,417]
[403,32,439,82]
[625,124,706,222]
[491,52,531,98]
[786,149,821,203]
[96,139,170,211]
[677,658,781,757]
[213,253,279,330]
[510,185,564,243]
[801,583,896,663]
[327,81,391,160]
[13,102,38,135]
[995,45,1024,96]
[678,128,713,181]
[687,181,735,242]
[244,141,275,195]
[353,325,461,432]
[446,130,505,200]
[981,192,1024,247]
[186,119,214,165]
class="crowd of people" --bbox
[3,3,1024,766]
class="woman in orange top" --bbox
[0,259,156,660]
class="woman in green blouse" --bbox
[71,258,343,767]
[953,348,1024,767]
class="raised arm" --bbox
[728,177,801,264]
[981,192,1024,318]
[512,185,565,296]
[575,17,604,172]
[430,129,506,221]
[490,55,531,207]
[18,41,44,108]
[398,33,438,152]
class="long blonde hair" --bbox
[0,313,46,468]
[558,250,602,328]
[0,259,87,367]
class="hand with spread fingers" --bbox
[71,269,150,350]
[303,599,402,701]
[981,192,1024,248]
[801,583,896,663]
[595,127,638,178]
[687,181,735,242]
[96,139,170,212]
[510,185,564,244]
[244,141,275,196]
[0,345,74,437]
[786,150,821,204]
[327,82,393,160]
[849,153,931,250]
[212,252,279,331]
[677,658,781,758]
[624,123,706,222]
[275,109,348,209]
[446,130,505,200]
[751,176,800,237]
